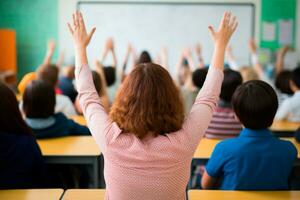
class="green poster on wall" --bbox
[260,0,297,50]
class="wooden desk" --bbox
[70,115,87,126]
[270,120,300,132]
[193,138,300,160]
[62,189,105,200]
[188,190,300,200]
[37,136,101,187]
[0,189,63,200]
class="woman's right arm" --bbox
[68,11,121,151]
[181,12,238,149]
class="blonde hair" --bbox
[239,66,259,82]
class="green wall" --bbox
[0,0,58,80]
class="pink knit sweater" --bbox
[76,64,223,200]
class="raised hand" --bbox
[47,40,56,53]
[67,11,96,48]
[208,12,238,49]
[105,38,114,50]
[248,38,257,54]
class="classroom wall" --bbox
[0,0,299,81]
[0,0,58,80]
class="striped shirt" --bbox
[206,101,242,139]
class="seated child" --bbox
[58,65,78,103]
[182,68,208,115]
[0,82,47,188]
[276,67,300,122]
[36,64,77,117]
[202,80,297,190]
[205,69,243,139]
[22,80,90,138]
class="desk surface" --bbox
[189,190,300,200]
[37,136,101,156]
[270,120,300,132]
[194,138,300,159]
[0,189,63,200]
[62,189,105,200]
[70,115,87,126]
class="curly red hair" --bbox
[109,63,184,139]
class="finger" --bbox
[79,11,86,30]
[225,12,231,27]
[229,16,237,28]
[76,11,80,29]
[220,12,228,28]
[67,23,74,34]
[232,21,238,32]
[72,13,77,27]
[208,25,216,36]
[87,27,96,41]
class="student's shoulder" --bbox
[214,138,240,152]
[54,112,69,121]
[275,138,298,156]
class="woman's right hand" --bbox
[208,12,238,50]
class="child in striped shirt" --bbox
[205,68,243,139]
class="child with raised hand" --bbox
[68,11,237,199]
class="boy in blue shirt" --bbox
[202,80,297,190]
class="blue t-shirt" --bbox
[206,128,297,190]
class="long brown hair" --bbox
[110,63,184,139]
[0,82,33,135]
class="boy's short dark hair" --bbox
[275,70,293,95]
[192,68,208,89]
[232,80,278,129]
[291,67,300,89]
[36,64,59,88]
[103,66,116,87]
[23,80,56,118]
[221,69,243,102]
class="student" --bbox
[75,65,110,114]
[58,65,78,103]
[182,68,208,115]
[202,80,297,190]
[100,38,117,87]
[18,40,61,95]
[0,82,47,189]
[68,11,237,199]
[22,80,90,138]
[205,69,243,139]
[276,67,300,122]
[36,64,77,117]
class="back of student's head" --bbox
[103,67,116,87]
[62,65,75,80]
[275,70,293,95]
[221,69,243,102]
[138,51,152,64]
[239,66,259,82]
[232,80,278,129]
[110,63,184,139]
[23,80,56,119]
[291,67,300,89]
[192,68,208,89]
[36,64,59,88]
[0,82,33,135]
[91,70,102,95]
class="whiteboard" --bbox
[78,2,255,74]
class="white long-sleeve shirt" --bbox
[275,91,300,122]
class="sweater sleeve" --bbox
[170,66,223,151]
[75,64,121,152]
